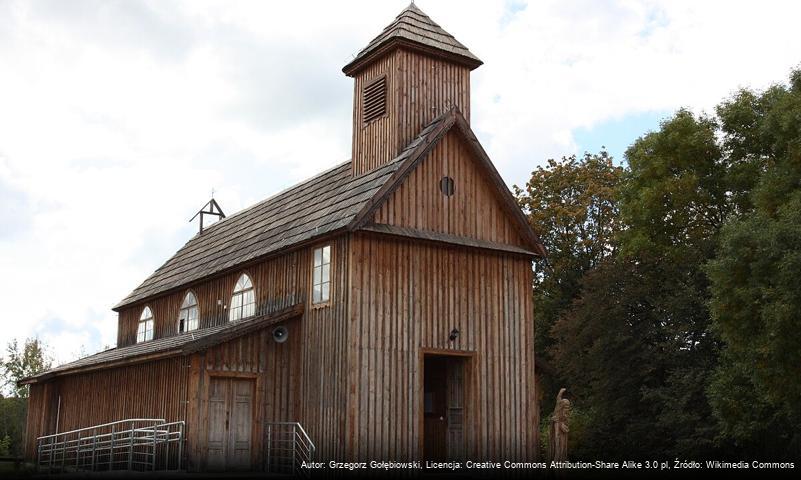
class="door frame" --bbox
[204,372,258,471]
[418,349,476,459]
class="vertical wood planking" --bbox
[352,49,471,177]
[348,232,536,461]
[373,130,528,248]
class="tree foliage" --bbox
[620,108,728,262]
[514,152,623,405]
[0,337,52,458]
[524,69,801,460]
[2,338,51,398]
[706,71,801,458]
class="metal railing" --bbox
[264,422,315,477]
[36,418,184,473]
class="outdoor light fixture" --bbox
[449,328,460,342]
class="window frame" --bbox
[177,290,199,333]
[229,273,256,322]
[136,305,154,343]
[311,244,332,307]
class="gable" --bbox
[370,129,529,249]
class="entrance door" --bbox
[207,377,254,471]
[423,355,465,460]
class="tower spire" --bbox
[345,4,481,176]
[342,3,482,76]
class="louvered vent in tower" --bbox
[362,76,387,124]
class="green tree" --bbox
[549,110,729,459]
[514,151,623,406]
[706,70,801,458]
[0,337,51,458]
[1,338,52,398]
[0,397,26,457]
[620,108,729,262]
[551,256,720,459]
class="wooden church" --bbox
[22,3,545,473]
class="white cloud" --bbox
[0,0,799,364]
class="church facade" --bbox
[22,4,545,472]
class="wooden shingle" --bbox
[343,3,482,75]
[114,111,451,310]
[21,304,304,384]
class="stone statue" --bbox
[548,388,570,462]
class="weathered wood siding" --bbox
[372,129,528,248]
[185,319,302,471]
[117,241,336,348]
[352,48,471,176]
[27,237,352,466]
[346,232,537,461]
[24,357,189,460]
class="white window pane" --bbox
[313,266,321,285]
[235,275,249,292]
[321,264,330,283]
[231,293,242,310]
[321,282,330,302]
[144,319,153,341]
[314,248,322,266]
[183,293,196,308]
[230,306,240,321]
[244,289,254,306]
[322,245,331,264]
[243,302,255,318]
[312,284,322,303]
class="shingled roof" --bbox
[343,3,482,76]
[115,110,455,310]
[21,305,304,385]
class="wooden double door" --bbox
[423,355,466,461]
[207,377,254,471]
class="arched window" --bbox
[229,274,255,321]
[178,291,199,333]
[137,306,154,343]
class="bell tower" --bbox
[343,3,482,176]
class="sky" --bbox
[1,0,800,366]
